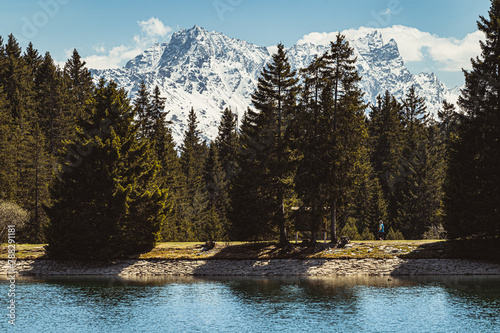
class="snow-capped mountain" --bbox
[91,25,461,144]
[288,31,459,115]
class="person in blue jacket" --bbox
[378,220,385,240]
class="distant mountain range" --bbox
[91,25,461,144]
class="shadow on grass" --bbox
[398,241,449,259]
[191,242,329,276]
[205,242,321,260]
[446,239,500,263]
[396,239,500,263]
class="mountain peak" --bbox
[367,30,383,40]
[92,27,459,145]
[354,30,384,55]
[178,25,210,38]
[189,24,208,34]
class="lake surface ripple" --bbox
[2,275,499,332]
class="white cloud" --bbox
[83,45,146,69]
[84,17,172,70]
[297,25,485,72]
[92,43,106,53]
[138,17,171,37]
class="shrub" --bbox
[361,227,375,240]
[423,224,447,240]
[340,217,361,240]
[386,227,404,240]
[0,200,29,242]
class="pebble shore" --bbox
[2,258,500,276]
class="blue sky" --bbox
[0,0,493,87]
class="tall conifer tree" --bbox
[151,87,180,239]
[293,55,330,242]
[321,34,369,242]
[64,49,93,118]
[230,109,275,240]
[22,123,52,242]
[23,42,42,78]
[0,82,16,201]
[179,107,208,240]
[368,91,404,221]
[134,81,154,139]
[394,88,445,238]
[215,107,239,178]
[46,80,167,260]
[35,52,72,155]
[0,35,43,242]
[247,43,299,245]
[445,0,500,240]
[202,144,228,241]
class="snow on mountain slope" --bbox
[91,26,460,144]
[288,31,460,112]
[93,26,270,143]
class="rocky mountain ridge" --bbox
[92,26,460,144]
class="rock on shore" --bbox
[2,258,500,276]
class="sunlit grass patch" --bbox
[0,240,452,260]
[0,244,46,259]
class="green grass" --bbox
[0,244,46,259]
[0,239,458,261]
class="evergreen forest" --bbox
[1,1,499,259]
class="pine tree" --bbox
[0,37,13,197]
[23,42,42,78]
[293,36,371,244]
[45,80,168,260]
[438,100,460,141]
[23,47,61,243]
[395,129,446,238]
[321,34,369,243]
[21,123,52,243]
[368,90,404,220]
[215,107,239,179]
[0,35,34,203]
[202,144,228,241]
[349,171,389,237]
[0,35,34,121]
[0,35,42,243]
[0,83,16,201]
[400,86,428,152]
[64,49,93,118]
[445,0,500,240]
[210,107,239,238]
[35,52,73,155]
[247,43,299,245]
[394,88,445,239]
[146,86,183,241]
[179,107,208,240]
[230,109,275,240]
[151,86,167,125]
[293,54,332,242]
[134,81,154,139]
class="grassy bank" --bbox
[0,240,451,260]
[2,239,497,262]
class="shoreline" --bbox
[2,258,500,276]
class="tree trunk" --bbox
[310,199,319,245]
[278,187,289,246]
[330,200,337,244]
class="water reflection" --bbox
[2,275,500,332]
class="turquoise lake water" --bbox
[1,275,500,332]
